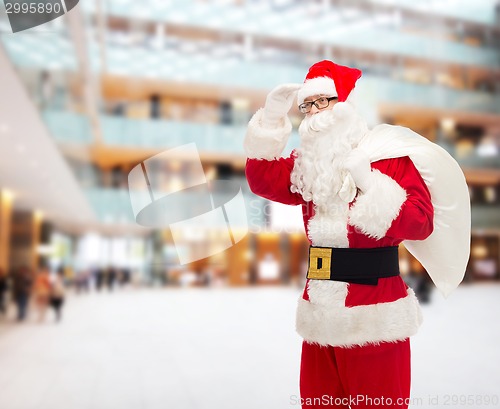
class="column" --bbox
[0,189,14,273]
[9,209,43,272]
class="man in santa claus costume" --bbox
[244,60,470,408]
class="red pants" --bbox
[300,339,411,409]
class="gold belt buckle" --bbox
[307,247,332,280]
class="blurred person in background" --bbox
[49,269,66,322]
[403,259,433,304]
[75,269,91,294]
[120,267,131,287]
[38,70,54,109]
[62,264,75,287]
[106,266,117,292]
[12,266,33,322]
[0,267,7,316]
[95,267,104,292]
[244,60,469,408]
[33,265,51,322]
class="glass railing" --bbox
[471,205,500,229]
[84,184,499,229]
[16,54,500,128]
[372,0,499,26]
[42,74,500,153]
[98,39,499,80]
[80,0,500,29]
[99,115,251,153]
[3,32,499,106]
[453,153,500,169]
[77,1,500,68]
[2,15,499,78]
[77,186,500,232]
[85,188,135,224]
[372,77,500,114]
[46,109,500,168]
[0,30,77,70]
[43,110,92,143]
[44,110,301,153]
[84,187,268,229]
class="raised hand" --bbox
[262,83,302,127]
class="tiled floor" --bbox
[0,283,499,409]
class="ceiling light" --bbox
[484,186,496,203]
[440,118,455,133]
[2,189,15,203]
[471,243,488,258]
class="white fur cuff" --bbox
[243,108,293,160]
[296,288,422,347]
[348,169,407,240]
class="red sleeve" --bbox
[375,156,434,241]
[245,153,304,206]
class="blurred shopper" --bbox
[244,60,470,408]
[149,94,161,119]
[95,267,104,292]
[38,70,54,109]
[403,260,433,304]
[33,266,51,322]
[75,269,90,294]
[0,267,8,316]
[62,264,75,287]
[12,266,33,322]
[106,266,117,292]
[120,267,131,287]
[49,270,66,322]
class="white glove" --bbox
[343,148,372,193]
[262,83,302,127]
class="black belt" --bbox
[306,246,400,285]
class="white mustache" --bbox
[299,109,338,136]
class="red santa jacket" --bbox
[246,148,434,347]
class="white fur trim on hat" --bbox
[244,108,293,160]
[297,76,337,105]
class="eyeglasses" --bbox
[298,96,338,114]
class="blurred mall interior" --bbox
[1,0,500,290]
[0,1,500,407]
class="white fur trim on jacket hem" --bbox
[243,108,293,160]
[296,286,422,347]
[297,77,337,105]
[348,169,407,240]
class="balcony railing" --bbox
[83,187,500,230]
[472,205,500,229]
[80,1,500,68]
[43,73,500,154]
[85,187,267,229]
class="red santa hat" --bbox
[297,60,362,105]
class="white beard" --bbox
[290,102,369,211]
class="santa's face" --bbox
[297,99,366,148]
[290,101,368,207]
